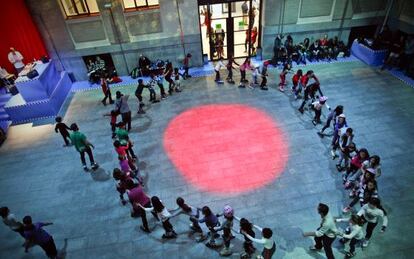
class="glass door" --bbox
[198,0,261,61]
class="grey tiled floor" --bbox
[1,61,414,258]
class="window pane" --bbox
[147,0,159,6]
[75,0,88,14]
[86,0,99,13]
[135,0,147,7]
[61,0,77,16]
[123,0,136,8]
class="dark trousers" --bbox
[215,70,220,81]
[184,66,190,77]
[121,111,131,131]
[80,146,94,165]
[261,77,267,87]
[349,238,358,253]
[227,68,233,80]
[166,76,175,92]
[39,237,57,259]
[60,132,70,145]
[365,221,378,240]
[190,217,202,232]
[110,123,116,138]
[139,201,158,230]
[314,109,322,122]
[148,88,156,101]
[314,235,335,259]
[299,88,311,110]
[321,117,333,132]
[102,89,113,104]
[240,70,246,82]
[162,219,174,233]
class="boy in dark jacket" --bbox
[54,116,71,146]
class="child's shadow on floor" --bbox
[90,168,111,182]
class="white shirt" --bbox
[8,51,24,69]
[315,213,337,238]
[143,206,171,222]
[2,213,22,230]
[336,218,364,240]
[358,204,388,227]
[215,61,225,71]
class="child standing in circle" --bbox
[226,54,239,84]
[278,64,291,92]
[170,197,202,234]
[103,110,118,139]
[336,214,364,258]
[319,105,344,136]
[138,196,177,238]
[357,197,388,247]
[291,69,302,93]
[311,96,328,125]
[238,217,257,258]
[215,205,235,256]
[54,116,71,146]
[243,227,276,259]
[196,206,220,245]
[173,67,182,92]
[215,58,226,83]
[260,61,269,90]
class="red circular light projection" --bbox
[163,104,289,195]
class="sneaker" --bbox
[342,206,351,213]
[298,108,304,114]
[279,87,284,92]
[152,100,160,103]
[331,150,337,159]
[336,164,342,171]
[219,247,232,256]
[345,251,356,258]
[312,120,317,126]
[309,245,322,251]
[83,165,89,171]
[362,239,370,247]
[121,199,127,205]
[260,87,268,91]
[349,191,355,198]
[138,110,146,114]
[91,163,99,170]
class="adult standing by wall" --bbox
[115,91,132,131]
[7,47,24,73]
[303,203,337,259]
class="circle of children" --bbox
[2,51,387,259]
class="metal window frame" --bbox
[60,0,99,18]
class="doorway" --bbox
[198,0,262,61]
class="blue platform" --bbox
[351,39,388,66]
[3,61,72,125]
